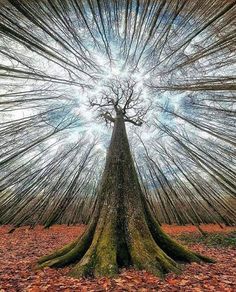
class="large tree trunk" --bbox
[37,114,213,278]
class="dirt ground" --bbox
[0,224,235,291]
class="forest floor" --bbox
[0,224,235,292]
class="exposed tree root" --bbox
[37,205,214,278]
[144,202,215,264]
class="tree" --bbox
[37,77,213,278]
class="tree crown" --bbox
[89,76,150,126]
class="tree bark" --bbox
[37,113,213,278]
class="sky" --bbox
[0,0,234,189]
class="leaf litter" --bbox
[0,224,235,291]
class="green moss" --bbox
[144,204,215,263]
[69,251,97,278]
[94,220,118,277]
[128,222,180,277]
[37,221,97,270]
[177,231,236,248]
[37,239,79,265]
[66,214,119,278]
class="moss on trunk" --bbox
[37,113,214,278]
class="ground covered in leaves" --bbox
[0,224,235,291]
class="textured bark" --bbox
[37,113,214,278]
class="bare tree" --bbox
[89,77,150,126]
